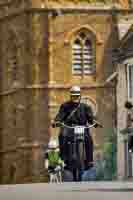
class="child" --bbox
[45,138,64,182]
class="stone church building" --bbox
[0,0,132,183]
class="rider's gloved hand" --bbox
[94,123,99,128]
[94,120,103,128]
[51,121,60,128]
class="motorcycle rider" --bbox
[52,85,102,181]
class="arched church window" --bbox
[72,39,82,74]
[72,31,95,75]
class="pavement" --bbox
[0,182,133,200]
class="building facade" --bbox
[116,21,133,179]
[0,0,131,183]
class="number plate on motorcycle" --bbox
[74,126,85,134]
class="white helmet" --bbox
[48,138,58,149]
[70,85,81,96]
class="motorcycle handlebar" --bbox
[52,121,103,129]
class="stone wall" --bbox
[0,0,125,183]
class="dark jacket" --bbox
[53,100,95,170]
[54,100,94,126]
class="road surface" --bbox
[0,182,133,200]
